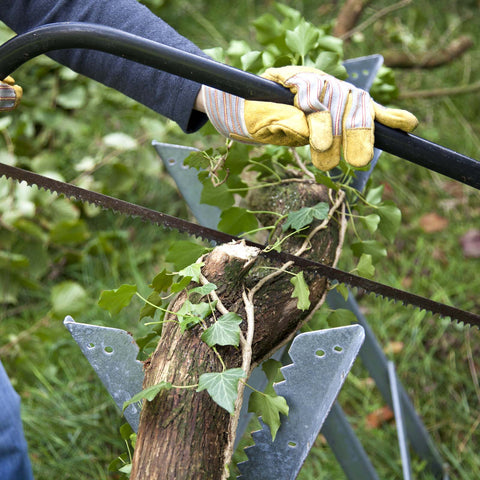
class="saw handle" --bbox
[0,22,479,190]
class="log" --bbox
[131,180,344,479]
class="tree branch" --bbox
[333,0,372,40]
[398,81,480,99]
[383,35,473,69]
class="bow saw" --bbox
[0,22,479,329]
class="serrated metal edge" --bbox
[237,325,365,479]
[1,162,479,329]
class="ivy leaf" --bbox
[365,185,384,205]
[314,172,339,191]
[201,312,243,347]
[327,308,357,327]
[335,283,350,301]
[218,207,258,235]
[122,381,173,411]
[166,241,209,270]
[290,271,311,311]
[98,284,137,315]
[285,20,319,58]
[139,290,163,320]
[261,359,284,396]
[177,300,214,332]
[351,240,387,262]
[178,262,204,283]
[171,276,192,294]
[199,172,235,208]
[357,253,375,279]
[197,368,246,413]
[362,214,381,234]
[282,202,329,231]
[248,392,289,441]
[150,269,173,293]
[189,283,217,297]
[377,202,402,243]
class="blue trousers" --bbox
[0,361,33,480]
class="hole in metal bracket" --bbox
[315,349,326,358]
[333,345,343,353]
[104,346,114,354]
[87,342,95,349]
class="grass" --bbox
[1,1,479,479]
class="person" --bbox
[0,1,418,478]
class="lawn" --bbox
[1,1,479,478]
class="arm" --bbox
[0,0,209,132]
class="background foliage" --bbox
[0,1,479,478]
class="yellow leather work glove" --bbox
[263,66,418,170]
[203,84,310,148]
[0,76,22,111]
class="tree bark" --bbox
[131,180,344,479]
[333,0,371,39]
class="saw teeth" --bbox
[1,163,479,329]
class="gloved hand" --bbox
[0,76,22,111]
[203,66,418,171]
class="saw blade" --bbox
[1,162,479,328]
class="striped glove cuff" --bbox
[203,86,253,142]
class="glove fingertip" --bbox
[343,129,374,168]
[307,111,333,152]
[311,137,342,171]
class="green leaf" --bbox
[290,271,311,310]
[51,281,89,318]
[248,391,289,440]
[171,275,192,294]
[335,283,350,301]
[151,269,173,293]
[316,35,343,55]
[122,381,173,411]
[201,312,243,347]
[285,20,319,58]
[327,308,357,327]
[189,283,217,297]
[56,85,87,109]
[139,291,163,320]
[176,300,214,332]
[241,51,263,71]
[314,172,339,191]
[166,241,209,270]
[199,173,235,208]
[253,13,283,46]
[218,207,258,235]
[362,214,381,234]
[365,185,384,205]
[197,368,246,414]
[351,240,387,262]
[377,202,402,243]
[282,202,329,231]
[178,262,204,283]
[98,284,137,315]
[356,253,375,279]
[261,359,284,396]
[183,150,210,170]
[49,219,90,245]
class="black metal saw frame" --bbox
[0,22,479,190]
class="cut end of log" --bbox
[214,241,261,262]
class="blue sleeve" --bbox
[0,0,209,133]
